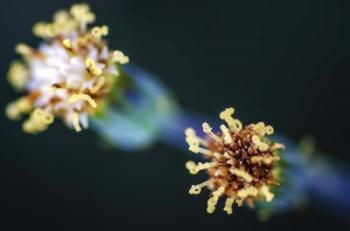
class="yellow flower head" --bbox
[6,3,129,134]
[185,107,284,215]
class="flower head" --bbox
[6,3,129,133]
[185,107,284,215]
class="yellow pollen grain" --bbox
[72,111,82,132]
[68,93,97,108]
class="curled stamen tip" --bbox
[188,145,199,154]
[185,127,195,136]
[15,43,32,56]
[219,107,235,120]
[185,161,198,174]
[265,125,274,135]
[202,122,212,133]
[189,185,202,195]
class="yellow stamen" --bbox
[207,186,225,214]
[202,122,222,143]
[265,125,274,135]
[252,122,274,136]
[7,61,28,91]
[219,107,242,133]
[22,108,54,134]
[69,93,97,108]
[251,155,280,164]
[85,58,102,76]
[72,112,82,132]
[271,143,285,150]
[91,25,109,38]
[223,195,235,215]
[259,185,274,202]
[185,161,217,175]
[62,39,72,49]
[70,3,96,24]
[237,186,258,199]
[220,124,233,144]
[252,135,269,151]
[231,168,253,182]
[90,76,106,94]
[62,38,76,56]
[15,43,32,57]
[54,10,70,23]
[112,50,129,64]
[33,22,47,37]
[33,108,54,124]
[188,180,212,195]
[5,98,33,121]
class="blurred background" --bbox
[1,0,350,230]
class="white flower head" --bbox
[6,3,129,133]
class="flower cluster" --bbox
[6,3,129,133]
[185,107,284,215]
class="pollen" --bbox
[112,50,130,64]
[7,61,28,91]
[68,93,97,108]
[70,3,95,25]
[185,107,284,215]
[86,58,102,76]
[72,111,82,132]
[6,3,129,133]
[6,97,32,121]
[91,25,109,38]
[22,108,54,134]
[15,43,32,57]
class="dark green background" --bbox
[1,0,349,230]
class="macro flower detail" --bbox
[6,3,129,133]
[185,107,284,215]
